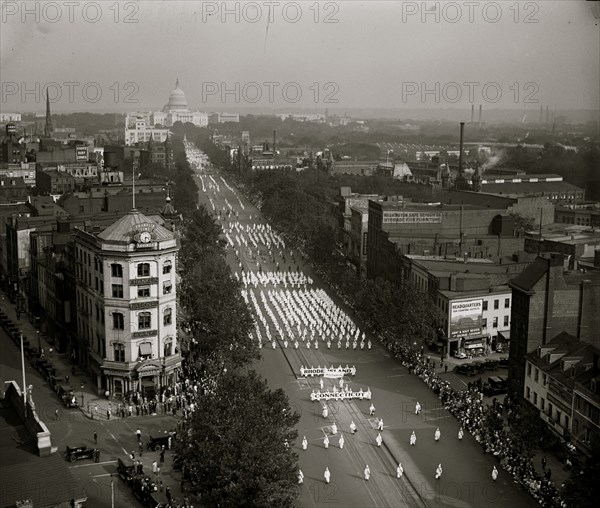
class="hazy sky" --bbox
[1,0,599,113]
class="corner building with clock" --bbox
[73,208,180,397]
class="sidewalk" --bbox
[0,291,130,422]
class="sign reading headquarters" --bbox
[450,299,483,338]
[382,211,442,224]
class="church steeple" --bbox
[44,91,54,137]
[147,133,154,150]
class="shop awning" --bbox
[139,343,152,356]
[464,342,485,349]
[498,331,510,341]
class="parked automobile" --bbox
[117,457,136,485]
[471,361,486,373]
[498,357,509,368]
[58,385,78,408]
[453,351,467,359]
[483,376,508,396]
[65,445,96,463]
[453,364,478,376]
[147,433,175,451]
[483,360,499,371]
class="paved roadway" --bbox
[191,156,537,508]
[0,320,179,508]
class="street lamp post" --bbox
[20,332,27,417]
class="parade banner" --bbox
[310,387,371,402]
[300,365,357,378]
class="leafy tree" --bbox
[179,206,225,267]
[175,370,300,507]
[561,434,600,508]
[509,212,536,236]
[179,246,257,372]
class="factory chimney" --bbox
[478,105,482,125]
[471,104,474,123]
[273,129,276,162]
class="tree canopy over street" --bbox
[174,370,300,507]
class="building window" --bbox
[542,373,547,386]
[138,342,152,360]
[503,315,509,327]
[112,284,123,298]
[137,263,150,277]
[138,312,151,329]
[111,263,123,278]
[113,312,124,330]
[163,308,172,325]
[492,317,498,328]
[164,341,173,357]
[494,299,499,310]
[482,318,487,328]
[163,281,172,295]
[534,368,539,382]
[504,298,510,308]
[163,261,172,274]
[482,301,488,311]
[527,363,532,377]
[113,343,125,362]
[138,286,151,298]
[526,386,530,399]
[541,398,545,411]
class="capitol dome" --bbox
[163,79,189,112]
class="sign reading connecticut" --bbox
[450,299,483,338]
[382,211,443,224]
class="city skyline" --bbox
[1,1,599,113]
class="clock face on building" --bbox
[139,231,152,243]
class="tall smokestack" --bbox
[478,105,482,125]
[540,105,543,123]
[471,105,474,123]
[546,106,549,124]
[459,122,465,175]
[273,129,276,162]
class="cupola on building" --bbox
[73,208,180,397]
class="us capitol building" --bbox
[125,80,208,145]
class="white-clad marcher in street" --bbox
[375,432,383,447]
[397,463,404,478]
[324,467,331,484]
[369,403,375,415]
[492,466,498,481]
[339,434,344,449]
[434,427,441,441]
[410,431,417,446]
[350,421,357,434]
[323,404,329,418]
[324,435,329,449]
[331,422,337,435]
[320,378,324,390]
[302,436,308,450]
[364,465,370,481]
[298,469,304,484]
[377,418,384,431]
[458,427,464,440]
[435,464,443,479]
[415,402,421,414]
